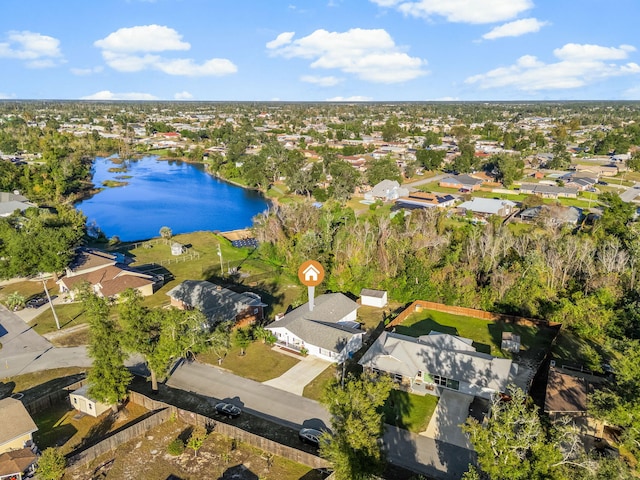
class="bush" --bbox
[167,438,185,456]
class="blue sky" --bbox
[1,0,639,101]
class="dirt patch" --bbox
[67,419,324,480]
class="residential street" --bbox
[167,360,475,479]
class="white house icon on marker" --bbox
[302,264,321,282]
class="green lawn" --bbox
[382,390,438,433]
[29,303,88,335]
[302,364,338,401]
[197,342,300,382]
[0,279,57,307]
[396,308,557,360]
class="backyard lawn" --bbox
[197,342,301,383]
[395,308,557,360]
[382,390,438,433]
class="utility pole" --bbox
[43,280,60,330]
[217,244,223,276]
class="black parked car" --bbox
[298,428,324,447]
[215,402,241,418]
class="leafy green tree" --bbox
[328,161,360,201]
[207,321,232,363]
[627,151,640,172]
[233,327,251,356]
[415,148,446,170]
[381,116,401,142]
[320,372,393,480]
[187,425,208,457]
[84,291,131,405]
[118,289,207,391]
[159,226,172,239]
[597,192,635,242]
[365,156,402,185]
[492,154,524,187]
[36,447,66,480]
[590,339,640,458]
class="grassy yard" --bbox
[395,308,557,360]
[33,400,149,454]
[29,302,87,335]
[197,342,300,382]
[0,279,57,306]
[303,364,338,401]
[0,368,86,395]
[382,390,438,433]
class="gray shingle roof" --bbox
[167,280,265,323]
[359,331,512,393]
[268,293,361,354]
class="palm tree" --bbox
[159,226,173,239]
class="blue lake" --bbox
[76,156,269,241]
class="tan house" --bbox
[0,398,38,454]
[57,248,157,300]
[69,385,111,418]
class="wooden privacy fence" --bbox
[66,408,171,467]
[386,300,561,330]
[24,379,86,415]
[129,391,329,470]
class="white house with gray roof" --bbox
[359,330,514,399]
[458,198,517,217]
[0,192,34,217]
[267,293,363,362]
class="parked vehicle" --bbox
[298,428,324,447]
[26,297,47,308]
[215,402,241,418]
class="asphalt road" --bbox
[167,360,474,479]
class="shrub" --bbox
[167,438,185,456]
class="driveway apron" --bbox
[262,355,332,395]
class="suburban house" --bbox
[395,191,456,209]
[0,398,38,454]
[519,205,582,226]
[458,198,517,218]
[359,331,514,400]
[69,385,112,417]
[57,248,157,300]
[360,288,388,308]
[0,448,38,480]
[0,192,35,218]
[364,180,410,202]
[166,280,266,327]
[439,174,483,191]
[519,183,579,199]
[267,293,364,363]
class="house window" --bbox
[73,398,77,404]
[89,404,92,410]
[446,379,460,390]
[433,374,446,386]
[394,373,403,383]
[253,308,259,314]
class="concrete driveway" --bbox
[423,389,473,449]
[262,355,332,395]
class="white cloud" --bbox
[623,85,640,99]
[482,18,549,40]
[174,91,194,100]
[0,30,63,68]
[266,32,295,49]
[371,0,533,24]
[554,43,635,61]
[94,25,190,53]
[95,25,237,77]
[325,96,373,101]
[301,75,343,86]
[81,90,159,100]
[267,28,427,83]
[466,43,640,91]
[71,66,104,75]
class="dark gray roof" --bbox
[442,174,483,186]
[277,293,359,326]
[360,288,386,298]
[167,280,265,323]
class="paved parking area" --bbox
[262,355,332,395]
[423,389,473,449]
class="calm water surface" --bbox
[76,156,269,241]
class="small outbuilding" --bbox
[360,288,388,308]
[171,242,186,256]
[69,385,112,417]
[501,331,521,354]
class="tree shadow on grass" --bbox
[218,464,259,480]
[393,315,458,338]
